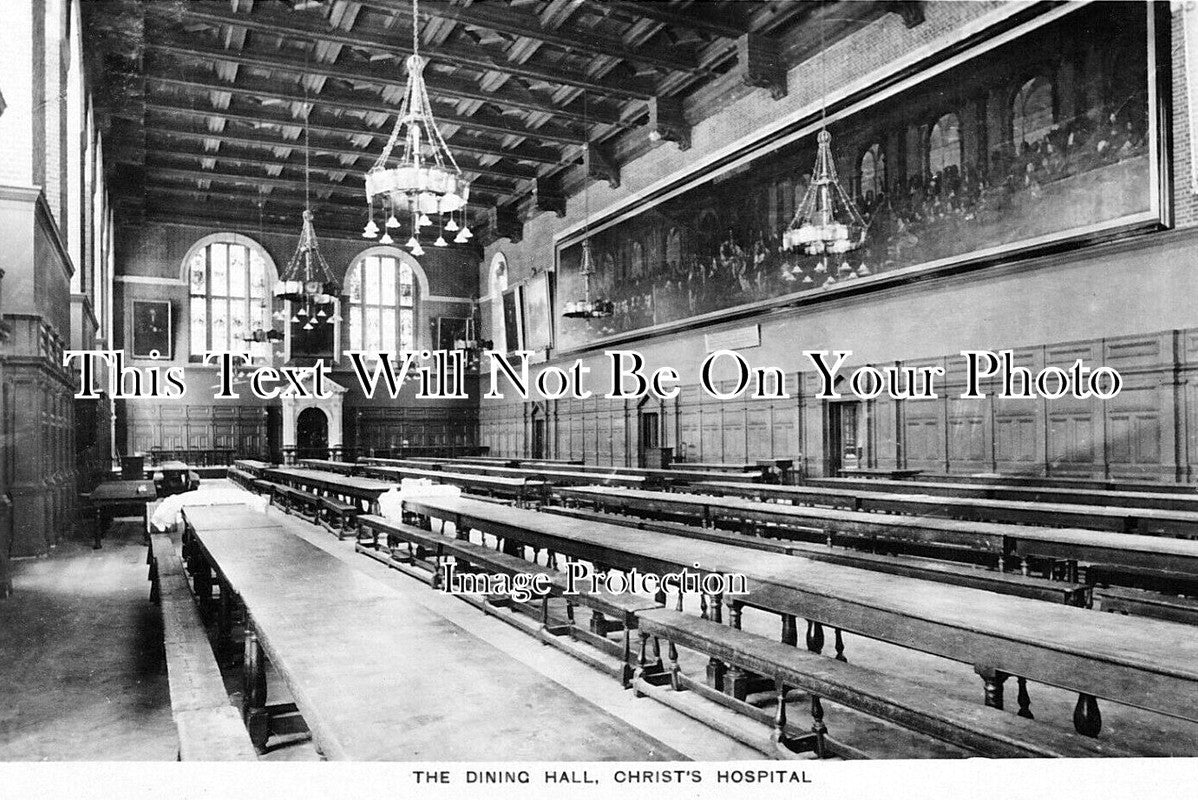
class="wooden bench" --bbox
[355,513,660,681]
[1093,586,1198,625]
[635,608,1132,759]
[540,506,1090,607]
[319,495,360,539]
[148,533,257,761]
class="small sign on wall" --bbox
[705,324,760,352]
[131,299,172,359]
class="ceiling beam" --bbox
[139,113,568,166]
[582,1,747,39]
[149,2,654,102]
[144,164,513,200]
[356,0,706,76]
[145,94,582,147]
[139,184,491,222]
[146,36,627,129]
[113,141,538,184]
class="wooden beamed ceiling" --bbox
[83,0,909,241]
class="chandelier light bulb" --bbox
[303,321,315,331]
[316,308,327,318]
[417,213,432,228]
[460,225,473,240]
[362,218,379,238]
[444,217,459,232]
[290,314,300,323]
[405,236,419,250]
[296,306,308,317]
[411,242,426,256]
[386,214,400,229]
[379,231,394,245]
[434,235,448,247]
[454,229,469,244]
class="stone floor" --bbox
[0,520,176,760]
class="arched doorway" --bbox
[296,407,329,459]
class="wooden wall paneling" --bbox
[1044,340,1102,477]
[1103,331,1174,481]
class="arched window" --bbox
[187,236,272,356]
[927,113,962,175]
[1012,77,1054,148]
[345,250,419,354]
[859,143,886,198]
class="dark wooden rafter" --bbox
[139,117,565,167]
[144,166,509,203]
[357,0,708,76]
[147,95,582,148]
[582,0,748,40]
[649,96,690,151]
[147,2,655,104]
[146,39,595,142]
[113,142,538,184]
[584,143,619,189]
[736,33,787,100]
[530,177,566,219]
[81,0,885,239]
[888,1,927,28]
[480,205,523,246]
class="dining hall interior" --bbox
[3,0,1198,765]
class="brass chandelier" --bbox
[362,0,472,253]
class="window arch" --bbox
[859,143,886,199]
[345,248,426,354]
[184,234,276,357]
[1011,76,1055,149]
[927,113,962,175]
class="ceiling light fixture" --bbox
[362,0,474,251]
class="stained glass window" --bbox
[189,240,271,356]
[346,254,417,354]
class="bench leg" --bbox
[1073,693,1101,737]
[703,593,726,690]
[243,624,270,753]
[1016,676,1033,719]
[975,665,1008,710]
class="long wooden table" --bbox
[356,464,545,504]
[806,476,1198,514]
[265,467,393,514]
[88,479,157,548]
[181,504,676,760]
[692,480,1198,538]
[371,456,764,486]
[403,496,1198,735]
[554,486,1198,580]
[369,458,649,489]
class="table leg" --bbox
[93,507,103,549]
[242,623,270,752]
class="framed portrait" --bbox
[436,316,471,351]
[131,300,172,360]
[502,286,524,354]
[522,271,553,352]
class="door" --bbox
[266,406,283,463]
[638,410,660,467]
[531,417,546,460]
[296,407,329,460]
[827,402,863,474]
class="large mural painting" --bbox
[555,2,1161,351]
